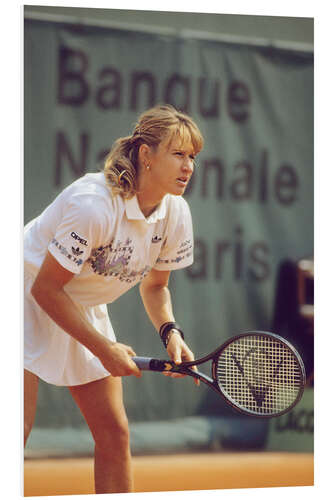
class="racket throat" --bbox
[143,360,212,385]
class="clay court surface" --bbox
[24,451,314,496]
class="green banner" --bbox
[25,19,313,438]
[267,388,313,452]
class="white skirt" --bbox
[24,266,116,386]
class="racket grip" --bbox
[132,357,172,372]
[132,356,153,370]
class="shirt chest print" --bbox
[87,238,151,283]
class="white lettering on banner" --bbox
[185,231,270,282]
[275,409,314,434]
[57,46,251,122]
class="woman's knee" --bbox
[94,414,130,453]
[24,402,37,446]
[24,370,39,447]
[24,420,34,446]
[70,375,131,454]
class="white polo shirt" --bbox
[24,172,194,307]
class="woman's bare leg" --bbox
[69,375,133,494]
[24,369,39,447]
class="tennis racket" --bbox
[133,331,306,418]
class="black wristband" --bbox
[159,322,185,348]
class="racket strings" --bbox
[216,336,303,415]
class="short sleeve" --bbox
[154,197,194,271]
[48,195,108,274]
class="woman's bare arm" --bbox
[139,268,198,384]
[31,251,141,377]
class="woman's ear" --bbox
[138,143,151,166]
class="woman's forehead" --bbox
[163,132,195,153]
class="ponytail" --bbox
[103,135,140,199]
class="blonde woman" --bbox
[24,104,204,493]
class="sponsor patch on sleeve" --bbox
[51,237,84,266]
[70,231,88,246]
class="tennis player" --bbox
[24,104,204,493]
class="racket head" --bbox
[212,331,306,418]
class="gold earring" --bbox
[146,165,150,170]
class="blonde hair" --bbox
[103,104,204,199]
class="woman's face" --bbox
[145,134,196,198]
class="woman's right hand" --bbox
[98,341,142,378]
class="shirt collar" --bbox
[125,195,167,224]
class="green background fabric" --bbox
[24,16,313,454]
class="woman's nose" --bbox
[182,157,194,172]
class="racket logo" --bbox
[231,348,283,407]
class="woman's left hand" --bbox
[165,332,199,386]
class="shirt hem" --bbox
[153,259,194,271]
[48,245,82,274]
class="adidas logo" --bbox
[152,235,162,243]
[72,246,84,256]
